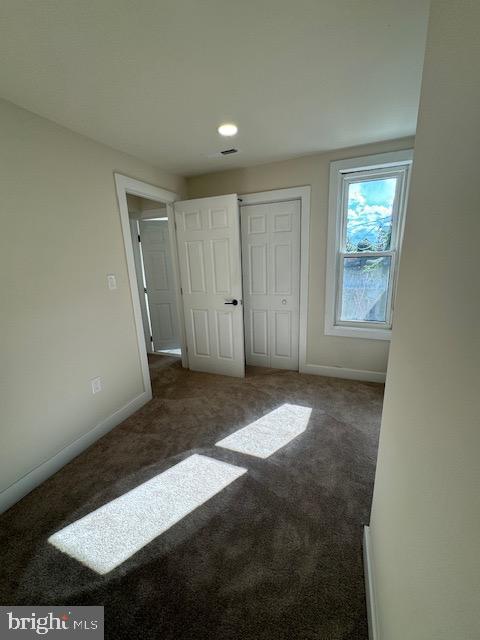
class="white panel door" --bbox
[241,200,300,370]
[174,194,245,377]
[139,219,180,351]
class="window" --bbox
[325,150,413,340]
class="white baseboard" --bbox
[0,390,152,514]
[300,363,386,383]
[363,525,380,640]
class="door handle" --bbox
[224,299,238,306]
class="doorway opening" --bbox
[127,195,182,359]
[115,174,187,400]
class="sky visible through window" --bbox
[346,177,396,252]
[341,177,397,323]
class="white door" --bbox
[139,219,180,352]
[241,200,301,369]
[174,194,245,377]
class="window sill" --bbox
[325,324,392,341]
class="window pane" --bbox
[340,256,391,323]
[346,177,397,252]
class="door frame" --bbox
[114,173,188,398]
[238,186,311,373]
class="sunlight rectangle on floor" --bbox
[48,454,246,574]
[215,403,312,458]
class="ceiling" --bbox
[0,1,430,176]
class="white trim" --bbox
[332,149,413,174]
[363,525,380,640]
[325,150,413,341]
[300,363,386,383]
[239,186,311,373]
[0,391,150,514]
[325,325,392,341]
[114,174,188,373]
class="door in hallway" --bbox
[174,194,245,377]
[241,200,301,369]
[139,219,181,352]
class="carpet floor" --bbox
[0,356,384,639]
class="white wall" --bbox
[0,98,185,509]
[127,194,167,219]
[368,1,480,638]
[126,193,142,215]
[187,137,414,378]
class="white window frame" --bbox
[325,150,413,340]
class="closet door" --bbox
[241,200,300,370]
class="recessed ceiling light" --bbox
[218,123,238,137]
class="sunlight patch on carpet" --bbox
[48,454,246,574]
[215,403,312,458]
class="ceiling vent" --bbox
[205,148,241,159]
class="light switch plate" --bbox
[91,377,102,394]
[107,274,117,290]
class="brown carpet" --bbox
[0,355,383,639]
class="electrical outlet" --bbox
[107,274,117,290]
[91,376,102,394]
